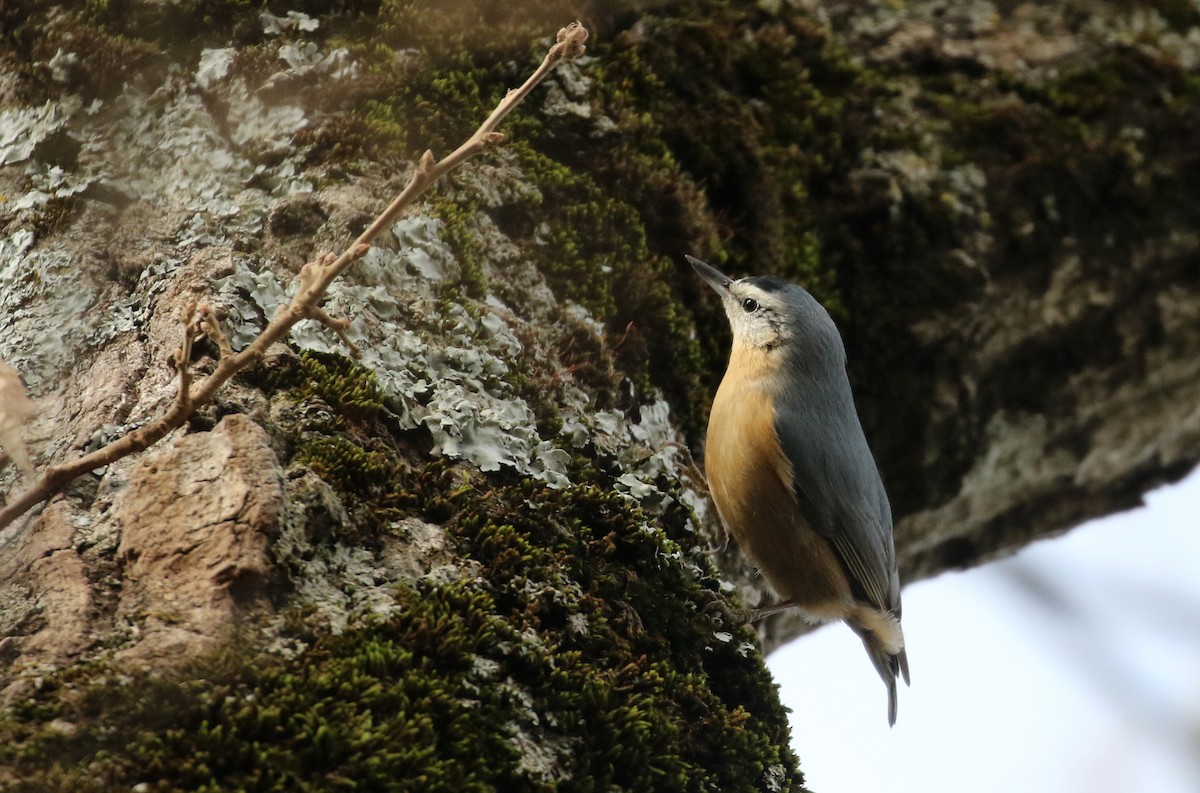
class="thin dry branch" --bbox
[0,21,589,531]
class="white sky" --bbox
[768,466,1200,793]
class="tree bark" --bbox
[1,1,1197,789]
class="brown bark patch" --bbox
[114,414,284,664]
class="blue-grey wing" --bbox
[774,386,899,614]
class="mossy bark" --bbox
[1,0,1198,789]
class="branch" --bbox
[0,21,589,531]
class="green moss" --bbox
[508,306,629,434]
[293,436,394,494]
[260,351,385,421]
[930,45,1200,269]
[583,7,870,302]
[424,190,489,299]
[0,476,805,792]
[294,113,383,172]
[360,49,495,155]
[0,4,158,104]
[89,0,271,45]
[245,350,417,540]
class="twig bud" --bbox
[198,304,233,358]
[555,21,588,60]
[299,261,320,291]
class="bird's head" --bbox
[687,255,839,358]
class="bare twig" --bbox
[0,21,589,530]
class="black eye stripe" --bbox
[741,297,759,313]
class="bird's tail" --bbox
[851,619,910,727]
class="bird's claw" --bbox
[706,527,733,555]
[700,594,799,625]
[698,591,754,625]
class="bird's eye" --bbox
[741,298,759,313]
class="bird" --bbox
[687,254,910,726]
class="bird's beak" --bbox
[686,255,733,295]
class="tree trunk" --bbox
[1,1,1197,789]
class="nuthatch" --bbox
[688,255,910,726]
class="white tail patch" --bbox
[849,605,905,655]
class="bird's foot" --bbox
[698,592,748,625]
[700,595,799,625]
[744,599,799,623]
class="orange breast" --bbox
[705,344,851,612]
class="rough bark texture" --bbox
[1,0,1198,790]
